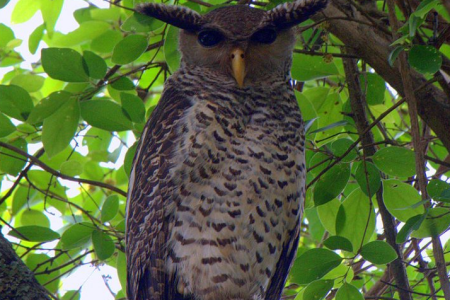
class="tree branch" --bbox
[313,0,450,153]
[0,231,52,300]
[0,141,127,197]
[342,51,412,300]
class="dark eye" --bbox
[198,30,224,47]
[251,28,277,44]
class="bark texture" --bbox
[0,232,51,300]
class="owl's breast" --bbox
[165,90,306,300]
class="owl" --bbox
[125,0,327,299]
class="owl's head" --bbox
[137,0,327,87]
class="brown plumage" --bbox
[126,1,327,299]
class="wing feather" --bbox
[126,84,192,300]
[264,226,301,300]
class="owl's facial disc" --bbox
[231,48,245,88]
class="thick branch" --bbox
[342,53,412,300]
[386,0,450,295]
[314,0,450,153]
[0,231,51,300]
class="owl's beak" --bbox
[231,48,245,88]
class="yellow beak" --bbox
[231,48,245,88]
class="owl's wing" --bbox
[126,84,192,300]
[265,226,301,300]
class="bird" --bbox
[125,0,327,299]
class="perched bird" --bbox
[126,0,327,299]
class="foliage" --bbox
[0,0,450,299]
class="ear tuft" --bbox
[136,3,204,31]
[265,0,328,30]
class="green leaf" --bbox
[61,222,95,250]
[20,210,50,227]
[336,283,364,300]
[314,163,350,206]
[80,99,134,131]
[40,0,64,37]
[427,179,450,200]
[0,24,15,47]
[90,7,121,21]
[12,186,33,216]
[0,138,27,176]
[308,151,332,176]
[101,195,120,223]
[112,34,148,65]
[396,213,427,243]
[408,45,442,74]
[438,189,450,202]
[92,230,115,260]
[292,54,339,81]
[323,236,353,252]
[388,46,405,66]
[124,142,138,177]
[27,91,72,124]
[164,25,181,72]
[28,24,45,54]
[309,120,349,134]
[0,112,16,137]
[303,280,334,300]
[0,84,34,121]
[336,188,376,251]
[52,21,110,47]
[27,170,66,208]
[360,73,385,105]
[42,48,89,82]
[8,225,60,242]
[372,146,416,177]
[383,179,425,222]
[360,241,397,264]
[329,139,357,163]
[91,30,123,53]
[121,93,145,123]
[0,0,9,9]
[10,74,45,93]
[117,251,127,291]
[354,162,381,197]
[10,0,40,24]
[26,253,60,293]
[122,12,164,32]
[111,77,135,90]
[412,208,450,238]
[290,248,342,284]
[60,160,84,177]
[409,16,420,37]
[305,208,326,242]
[62,291,81,300]
[317,199,340,235]
[411,0,439,18]
[42,98,80,158]
[83,50,107,80]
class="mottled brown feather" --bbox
[126,86,192,300]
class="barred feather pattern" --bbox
[126,64,306,300]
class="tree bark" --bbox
[0,231,51,300]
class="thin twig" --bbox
[0,141,127,197]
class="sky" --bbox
[0,0,122,299]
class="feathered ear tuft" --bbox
[136,3,204,31]
[264,0,328,30]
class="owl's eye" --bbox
[198,30,224,47]
[251,28,277,44]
